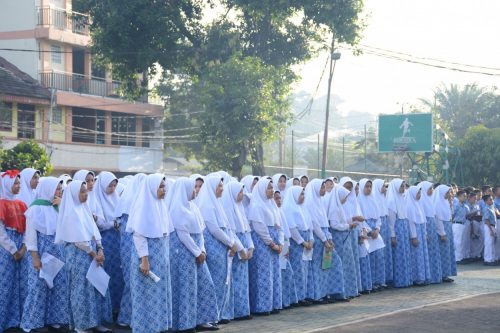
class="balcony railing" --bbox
[39,71,121,98]
[36,6,90,36]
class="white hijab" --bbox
[55,180,101,244]
[282,185,309,231]
[339,177,362,219]
[114,173,146,218]
[73,170,102,217]
[1,172,19,200]
[126,174,171,238]
[326,186,350,224]
[386,178,407,219]
[304,179,329,228]
[406,185,426,224]
[272,173,287,193]
[95,171,119,228]
[358,178,379,220]
[434,184,452,221]
[222,181,251,233]
[418,181,435,218]
[197,176,230,228]
[247,177,275,227]
[25,177,61,235]
[169,177,205,234]
[372,179,388,217]
[18,168,39,206]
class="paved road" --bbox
[218,262,500,333]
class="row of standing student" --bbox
[0,168,469,333]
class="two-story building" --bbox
[0,0,164,176]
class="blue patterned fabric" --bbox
[439,220,457,278]
[365,219,386,286]
[380,215,393,284]
[21,233,69,330]
[0,229,28,331]
[117,214,132,325]
[411,223,431,284]
[233,232,251,318]
[130,236,171,333]
[249,226,282,313]
[100,228,124,313]
[310,228,330,300]
[331,229,358,297]
[65,243,112,331]
[281,258,298,307]
[327,248,345,297]
[392,218,412,288]
[204,228,233,320]
[288,230,310,301]
[425,217,443,284]
[359,256,372,292]
[350,228,362,293]
[170,232,218,330]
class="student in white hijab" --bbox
[17,168,40,207]
[405,185,431,286]
[241,175,259,217]
[222,181,255,319]
[433,184,457,283]
[197,175,238,323]
[113,173,146,327]
[57,174,72,192]
[417,181,442,284]
[21,177,69,332]
[94,171,123,316]
[55,180,112,333]
[338,177,362,294]
[73,170,104,227]
[282,185,313,305]
[372,179,392,286]
[386,178,412,288]
[327,186,358,299]
[304,179,345,302]
[272,189,298,309]
[0,171,29,333]
[248,177,284,315]
[126,174,172,333]
[358,178,386,290]
[169,177,219,332]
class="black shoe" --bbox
[290,303,300,308]
[92,328,113,333]
[299,300,312,307]
[335,298,350,302]
[252,311,271,316]
[360,290,370,295]
[442,277,454,283]
[218,319,230,325]
[234,315,253,321]
[48,326,70,333]
[270,309,280,315]
[196,323,219,331]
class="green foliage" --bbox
[458,125,500,186]
[0,140,53,175]
[163,55,293,177]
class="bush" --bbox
[0,140,53,175]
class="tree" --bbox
[458,125,500,186]
[164,55,292,178]
[0,140,53,175]
[421,83,496,138]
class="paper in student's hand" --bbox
[39,253,65,289]
[86,260,110,297]
[367,234,385,253]
[279,241,290,270]
[302,247,313,261]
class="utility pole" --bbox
[342,136,345,173]
[317,133,320,178]
[364,124,367,173]
[291,130,294,176]
[321,37,341,179]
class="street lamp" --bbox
[321,50,341,178]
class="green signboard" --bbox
[378,113,433,152]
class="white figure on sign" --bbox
[399,117,413,137]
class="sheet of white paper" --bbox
[302,247,313,261]
[367,234,385,253]
[86,260,110,297]
[225,251,233,285]
[39,253,65,289]
[279,241,290,270]
[148,271,161,283]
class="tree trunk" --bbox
[231,146,247,179]
[251,140,265,176]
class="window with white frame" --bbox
[52,107,63,124]
[51,45,62,64]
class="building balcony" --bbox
[37,6,90,36]
[39,71,121,98]
[35,7,91,46]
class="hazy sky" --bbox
[294,0,500,119]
